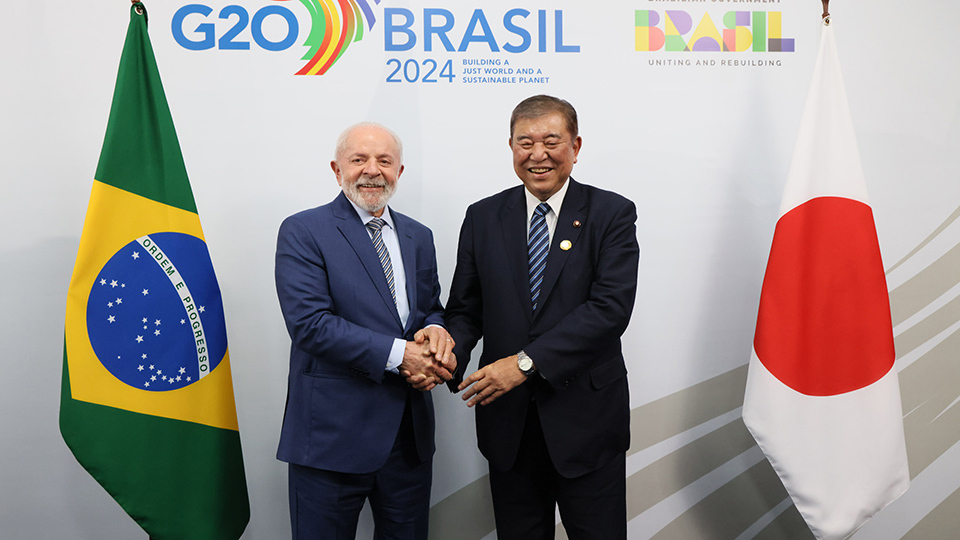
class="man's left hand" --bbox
[458,355,526,407]
[400,326,457,392]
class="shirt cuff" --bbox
[386,338,405,373]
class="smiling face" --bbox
[331,124,404,217]
[510,112,582,201]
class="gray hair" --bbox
[334,122,404,163]
[510,95,578,139]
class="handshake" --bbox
[399,327,457,392]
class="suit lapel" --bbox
[333,194,403,329]
[499,187,534,322]
[394,212,419,334]
[535,179,587,320]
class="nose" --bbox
[362,158,381,177]
[529,142,549,161]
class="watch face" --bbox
[518,356,533,371]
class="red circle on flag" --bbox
[754,197,895,396]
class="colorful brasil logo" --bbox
[635,10,794,53]
[295,0,382,75]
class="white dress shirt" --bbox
[524,178,570,247]
[521,180,570,372]
[347,199,409,373]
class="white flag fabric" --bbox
[742,19,910,540]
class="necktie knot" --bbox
[367,217,385,233]
[534,203,550,220]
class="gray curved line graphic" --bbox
[651,241,960,538]
[428,217,960,540]
[902,485,960,539]
[428,476,495,540]
[893,293,960,362]
[899,328,960,478]
[650,459,800,540]
[889,239,960,327]
[886,204,960,275]
[427,366,754,540]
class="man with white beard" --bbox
[274,122,456,540]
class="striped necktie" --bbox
[528,202,550,311]
[366,218,397,307]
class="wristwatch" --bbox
[517,350,536,377]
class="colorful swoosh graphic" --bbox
[294,0,380,75]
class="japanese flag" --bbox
[742,19,910,540]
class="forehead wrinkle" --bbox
[341,145,399,164]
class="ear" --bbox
[330,160,342,186]
[572,136,582,163]
[397,164,405,179]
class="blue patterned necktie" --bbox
[366,218,397,308]
[528,203,550,311]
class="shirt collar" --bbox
[524,178,570,221]
[346,195,395,230]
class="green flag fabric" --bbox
[59,3,250,539]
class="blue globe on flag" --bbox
[86,232,227,392]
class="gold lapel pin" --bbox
[560,240,572,251]
[573,220,582,228]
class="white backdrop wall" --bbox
[2,0,959,538]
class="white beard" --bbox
[342,175,396,214]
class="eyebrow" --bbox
[348,152,396,160]
[516,133,563,140]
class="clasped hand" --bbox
[399,327,457,392]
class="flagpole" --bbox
[821,0,830,21]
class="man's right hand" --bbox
[399,340,454,392]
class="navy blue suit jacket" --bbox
[275,192,445,474]
[445,178,640,478]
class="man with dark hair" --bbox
[445,95,640,539]
[275,122,456,539]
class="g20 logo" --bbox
[172,4,299,52]
[172,1,383,75]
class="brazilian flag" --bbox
[60,3,250,539]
